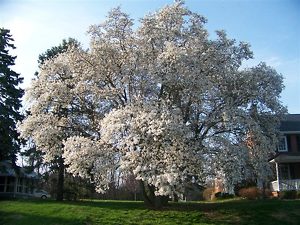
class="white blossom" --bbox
[19,1,286,197]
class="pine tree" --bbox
[37,38,80,67]
[0,28,24,163]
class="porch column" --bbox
[4,176,7,192]
[22,178,25,193]
[13,177,18,198]
[275,162,280,191]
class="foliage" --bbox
[238,187,261,200]
[19,1,286,206]
[20,138,45,175]
[203,187,216,201]
[234,180,257,194]
[215,192,235,200]
[40,171,94,200]
[37,38,80,67]
[1,199,300,225]
[263,189,273,198]
[21,38,79,168]
[279,190,298,199]
[0,28,24,163]
[24,38,81,201]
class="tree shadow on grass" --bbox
[166,199,300,225]
[20,198,145,210]
[0,211,90,225]
[16,198,300,212]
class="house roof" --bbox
[0,160,37,178]
[269,152,300,163]
[280,114,300,132]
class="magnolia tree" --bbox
[19,2,285,206]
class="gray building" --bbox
[0,160,37,198]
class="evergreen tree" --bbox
[38,38,80,67]
[0,28,24,163]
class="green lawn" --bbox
[0,199,299,225]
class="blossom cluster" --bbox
[19,1,285,196]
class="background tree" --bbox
[37,38,80,67]
[19,2,286,207]
[21,38,81,201]
[20,138,44,174]
[38,38,81,201]
[0,28,24,163]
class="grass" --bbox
[0,198,300,225]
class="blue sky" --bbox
[1,0,299,113]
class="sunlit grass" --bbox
[0,199,300,225]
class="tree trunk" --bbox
[139,180,154,206]
[173,193,179,202]
[56,157,65,201]
[262,181,267,199]
[154,195,169,209]
[139,181,169,209]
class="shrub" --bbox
[263,189,272,197]
[214,192,222,198]
[234,180,257,195]
[64,190,77,201]
[203,188,215,201]
[238,187,261,200]
[279,190,297,199]
[215,192,234,199]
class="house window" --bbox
[6,177,15,192]
[278,136,288,152]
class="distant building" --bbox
[0,160,37,198]
[269,114,300,192]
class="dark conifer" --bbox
[0,28,24,163]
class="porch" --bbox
[269,153,300,192]
[0,161,37,198]
[270,179,300,191]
